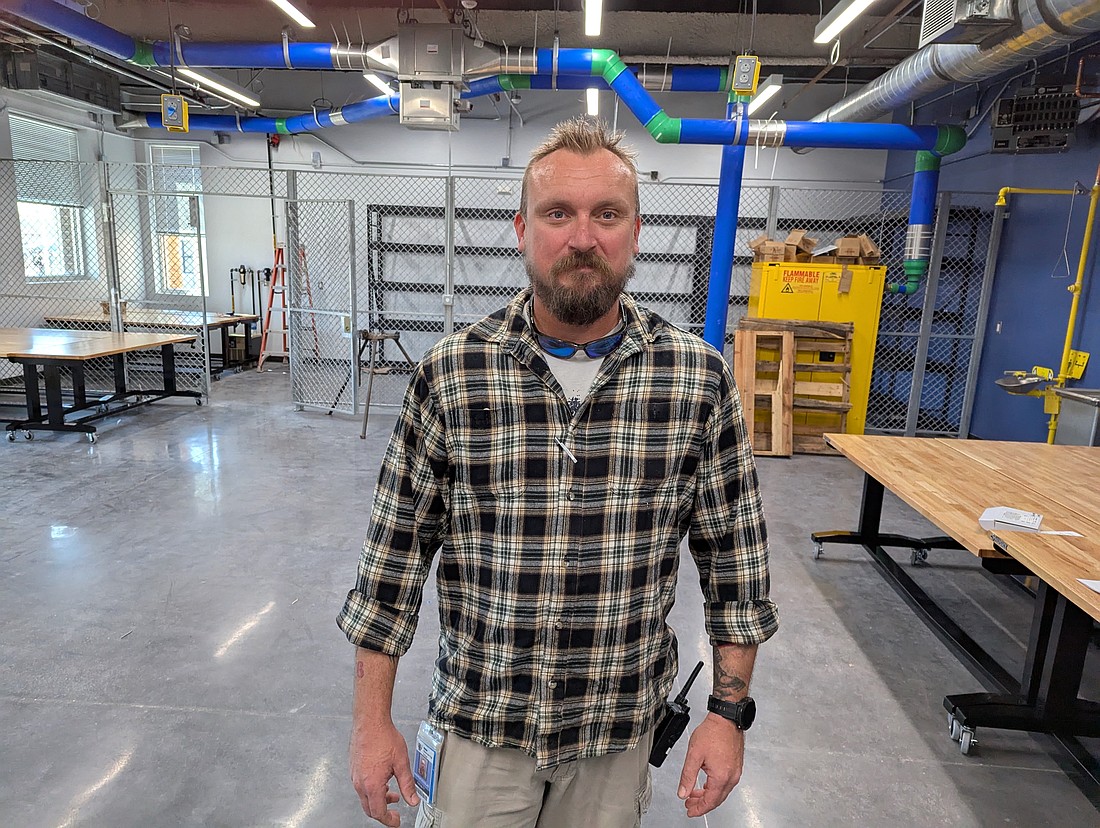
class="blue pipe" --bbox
[151,42,339,70]
[139,93,399,133]
[781,122,947,152]
[702,99,748,351]
[10,0,967,329]
[0,0,139,60]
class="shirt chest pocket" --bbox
[454,404,530,497]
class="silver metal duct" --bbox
[813,0,1100,122]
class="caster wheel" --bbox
[87,433,97,444]
[6,431,14,442]
[959,728,977,755]
[911,548,929,566]
[949,716,962,742]
[23,431,34,441]
[196,398,204,406]
[812,542,823,560]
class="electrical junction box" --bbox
[731,55,760,95]
[161,94,189,132]
[748,262,885,435]
[992,84,1079,153]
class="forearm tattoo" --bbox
[714,662,748,699]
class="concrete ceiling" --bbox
[0,1,926,113]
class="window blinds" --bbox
[10,113,81,206]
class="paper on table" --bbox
[1040,529,1084,536]
[1079,579,1100,595]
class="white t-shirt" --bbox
[527,303,623,415]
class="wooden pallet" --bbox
[735,318,854,456]
[734,328,794,456]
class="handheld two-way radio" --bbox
[648,660,705,768]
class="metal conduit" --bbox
[813,0,1100,123]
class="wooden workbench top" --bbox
[824,433,1100,623]
[43,309,260,329]
[1,328,195,361]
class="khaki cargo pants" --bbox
[416,730,654,828]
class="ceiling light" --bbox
[267,0,316,29]
[364,73,394,95]
[584,0,603,37]
[177,68,261,108]
[813,0,880,45]
[586,87,599,116]
[746,74,783,116]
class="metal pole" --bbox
[765,185,780,240]
[286,170,300,408]
[904,191,950,436]
[347,199,358,413]
[193,194,212,395]
[443,176,456,336]
[958,203,1006,438]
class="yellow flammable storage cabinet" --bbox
[748,261,886,435]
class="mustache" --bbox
[549,251,615,279]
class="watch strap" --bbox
[707,695,753,729]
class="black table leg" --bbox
[811,473,964,557]
[43,364,65,425]
[22,364,41,420]
[161,344,178,393]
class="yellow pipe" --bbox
[995,186,1077,207]
[1046,162,1100,443]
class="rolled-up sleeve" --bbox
[688,363,779,645]
[337,364,449,656]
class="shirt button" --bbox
[566,491,575,501]
[555,620,563,629]
[548,680,557,689]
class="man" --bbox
[338,117,778,827]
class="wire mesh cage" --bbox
[0,156,996,439]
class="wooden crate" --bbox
[735,318,853,456]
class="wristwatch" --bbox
[706,695,756,730]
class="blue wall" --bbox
[884,72,1100,442]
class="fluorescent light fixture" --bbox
[584,0,603,37]
[813,0,880,44]
[586,87,599,116]
[178,67,261,108]
[747,74,783,116]
[268,0,316,28]
[364,73,394,95]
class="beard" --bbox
[526,250,635,327]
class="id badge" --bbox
[412,721,445,805]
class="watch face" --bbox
[739,697,757,729]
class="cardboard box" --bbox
[856,233,881,258]
[834,236,861,258]
[749,237,786,262]
[785,229,818,254]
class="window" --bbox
[11,114,87,282]
[149,144,207,296]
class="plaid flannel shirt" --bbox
[338,289,778,769]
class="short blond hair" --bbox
[520,117,640,216]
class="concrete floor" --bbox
[2,369,1098,827]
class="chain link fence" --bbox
[0,156,995,438]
